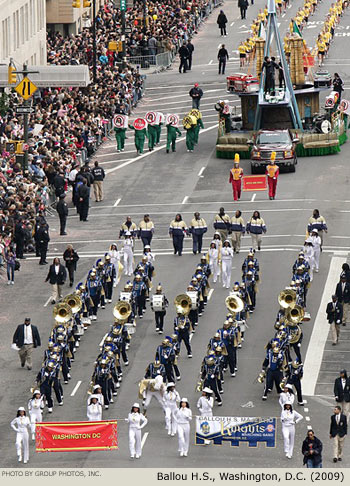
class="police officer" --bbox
[77,178,90,222]
[56,193,68,236]
[91,161,105,202]
[37,221,50,265]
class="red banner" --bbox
[35,420,118,452]
[243,175,267,192]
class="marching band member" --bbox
[132,274,147,319]
[174,398,192,457]
[287,358,305,406]
[89,384,105,407]
[164,382,181,436]
[87,395,103,421]
[103,254,116,303]
[108,243,122,287]
[221,240,234,289]
[246,211,267,251]
[200,356,222,405]
[27,390,44,440]
[310,229,321,273]
[36,360,56,412]
[156,339,176,382]
[125,403,148,459]
[262,346,285,401]
[208,242,220,283]
[266,152,279,200]
[143,360,167,413]
[87,270,102,321]
[230,210,245,254]
[197,387,214,416]
[151,284,169,334]
[174,312,192,358]
[229,154,244,201]
[10,407,31,463]
[280,403,303,459]
[279,384,295,410]
[123,231,134,276]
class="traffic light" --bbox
[83,0,91,6]
[8,66,17,85]
[72,0,81,7]
[15,142,23,154]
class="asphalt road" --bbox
[1,0,350,469]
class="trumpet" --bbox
[280,376,288,390]
[174,294,192,315]
[53,303,73,324]
[225,295,244,314]
[278,289,297,309]
[113,301,132,321]
[195,378,204,392]
[63,294,82,314]
[257,370,266,384]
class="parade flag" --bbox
[195,417,277,448]
[35,420,118,452]
[293,21,302,38]
[258,22,266,40]
[242,175,267,191]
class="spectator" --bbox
[217,10,228,36]
[91,161,105,203]
[12,317,41,371]
[189,83,203,109]
[63,244,80,287]
[45,257,67,304]
[6,247,16,285]
[334,370,350,418]
[326,295,343,346]
[302,429,323,468]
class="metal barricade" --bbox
[128,55,155,69]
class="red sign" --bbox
[35,420,118,452]
[243,175,267,192]
[133,118,147,130]
[145,111,156,125]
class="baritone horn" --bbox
[174,294,192,315]
[113,301,132,321]
[225,295,244,314]
[285,305,305,325]
[278,289,297,309]
[63,294,82,314]
[53,303,73,324]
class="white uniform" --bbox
[208,247,220,283]
[303,245,315,280]
[108,248,121,286]
[164,390,181,435]
[11,416,31,463]
[144,251,155,263]
[221,247,234,288]
[279,391,295,410]
[310,235,321,271]
[174,407,192,455]
[87,402,103,421]
[87,392,104,408]
[197,396,214,416]
[123,238,134,276]
[126,412,148,458]
[28,397,44,436]
[280,409,303,457]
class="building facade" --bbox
[46,0,105,35]
[0,0,47,66]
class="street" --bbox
[1,0,350,469]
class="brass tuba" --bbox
[174,294,192,315]
[63,294,82,314]
[285,305,305,325]
[278,289,297,309]
[53,303,73,324]
[113,301,132,322]
[288,324,302,344]
[225,295,244,314]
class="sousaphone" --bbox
[225,295,244,314]
[278,289,297,309]
[174,294,192,315]
[53,303,73,324]
[113,301,132,322]
[63,294,82,314]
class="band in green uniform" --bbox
[129,124,148,154]
[114,127,127,153]
[148,124,158,152]
[166,124,181,153]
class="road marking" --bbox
[303,256,344,396]
[114,198,121,207]
[198,167,205,177]
[182,196,189,205]
[141,431,149,449]
[208,60,213,65]
[307,425,313,430]
[70,381,82,397]
[105,124,219,175]
[44,297,51,307]
[230,22,235,26]
[99,158,131,165]
[305,416,311,422]
[208,289,214,300]
[99,333,108,347]
[251,193,256,202]
[189,333,194,342]
[304,408,309,412]
[282,13,286,18]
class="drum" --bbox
[186,291,198,310]
[119,291,131,303]
[236,319,246,332]
[152,294,165,311]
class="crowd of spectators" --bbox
[0,0,217,272]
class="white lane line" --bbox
[99,158,131,165]
[307,425,313,430]
[251,193,256,202]
[208,60,213,65]
[303,256,344,396]
[182,196,189,205]
[141,431,149,449]
[230,22,235,26]
[304,408,309,412]
[106,125,218,175]
[70,381,82,397]
[114,198,121,208]
[208,289,214,300]
[198,166,205,177]
[305,417,311,422]
[44,297,51,307]
[99,333,108,347]
[282,13,286,18]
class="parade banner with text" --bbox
[243,175,267,191]
[35,420,118,452]
[195,417,276,447]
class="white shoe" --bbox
[135,454,140,459]
[171,433,175,436]
[24,460,27,464]
[130,454,135,459]
[180,451,184,456]
[32,433,35,440]
[11,281,14,285]
[18,455,22,462]
[113,283,117,288]
[48,408,53,413]
[7,281,11,285]
[184,452,188,457]
[168,430,171,435]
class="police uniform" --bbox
[56,194,68,235]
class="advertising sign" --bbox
[133,118,147,130]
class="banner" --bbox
[196,416,276,448]
[36,420,118,452]
[145,111,157,125]
[243,175,267,191]
[113,114,128,128]
[166,114,179,127]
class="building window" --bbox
[20,7,24,45]
[25,4,29,41]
